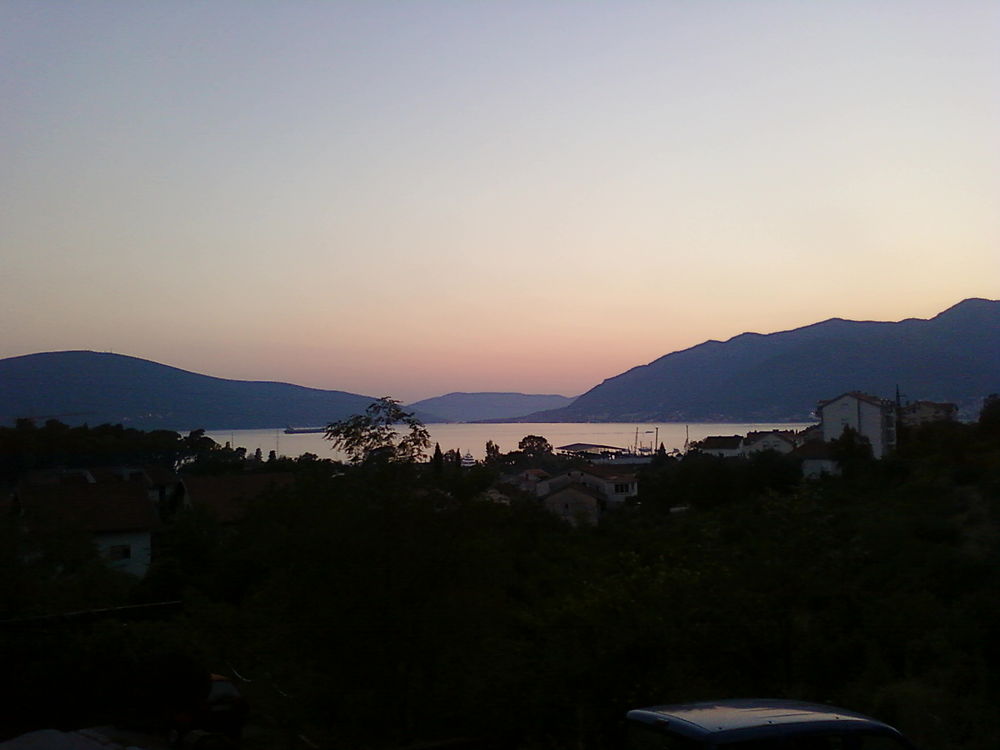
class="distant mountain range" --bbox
[0,352,572,430]
[0,351,380,431]
[518,298,1000,422]
[406,392,574,423]
[3,299,997,430]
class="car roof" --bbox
[627,700,904,744]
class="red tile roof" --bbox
[696,436,743,450]
[182,473,294,524]
[546,483,603,502]
[579,464,637,481]
[744,431,796,446]
[16,480,160,533]
[817,391,887,409]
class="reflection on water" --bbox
[207,422,813,462]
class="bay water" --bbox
[208,422,813,463]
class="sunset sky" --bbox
[2,1,997,402]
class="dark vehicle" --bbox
[627,700,915,749]
[166,674,248,746]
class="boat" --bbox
[283,426,327,434]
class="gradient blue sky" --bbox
[3,1,998,401]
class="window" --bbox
[614,483,630,494]
[107,544,131,561]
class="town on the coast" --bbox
[0,388,980,578]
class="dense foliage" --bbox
[2,410,999,749]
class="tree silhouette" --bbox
[325,397,430,464]
[518,434,553,458]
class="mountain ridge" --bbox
[406,391,574,423]
[3,299,997,428]
[0,351,574,430]
[0,350,378,431]
[516,298,999,422]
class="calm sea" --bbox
[207,422,813,462]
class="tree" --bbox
[830,425,874,478]
[325,397,431,464]
[978,394,1000,440]
[485,440,502,465]
[518,435,553,458]
[431,443,444,478]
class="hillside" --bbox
[521,298,1000,422]
[406,392,573,422]
[0,351,376,431]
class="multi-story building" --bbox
[817,391,896,459]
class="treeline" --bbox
[2,405,1000,749]
[0,419,316,481]
[0,419,192,479]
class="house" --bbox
[575,465,638,503]
[741,430,796,455]
[499,468,552,496]
[692,435,744,458]
[794,423,824,445]
[538,466,638,504]
[529,464,638,524]
[543,484,602,526]
[793,441,841,479]
[900,400,958,427]
[141,464,186,520]
[13,470,162,577]
[817,392,896,459]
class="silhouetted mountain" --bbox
[521,298,1000,422]
[0,351,376,431]
[406,392,573,423]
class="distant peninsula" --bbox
[0,351,378,431]
[406,392,574,423]
[0,352,571,430]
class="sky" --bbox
[2,1,998,402]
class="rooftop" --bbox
[181,472,295,524]
[15,480,160,533]
[556,442,626,453]
[577,464,637,481]
[818,391,887,409]
[696,435,744,449]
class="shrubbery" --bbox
[3,414,999,749]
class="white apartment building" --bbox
[817,392,896,459]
